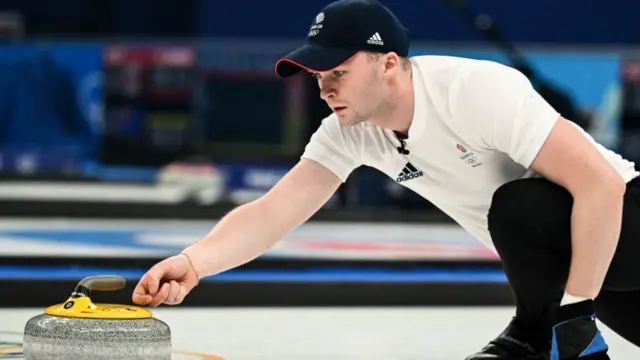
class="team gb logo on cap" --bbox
[308,12,324,37]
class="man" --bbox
[132,1,640,359]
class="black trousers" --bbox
[488,175,640,349]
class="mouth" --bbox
[333,106,347,112]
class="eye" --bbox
[332,70,345,78]
[310,72,321,80]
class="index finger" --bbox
[134,265,164,296]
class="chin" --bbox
[337,116,359,126]
[334,112,360,126]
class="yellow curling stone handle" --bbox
[44,275,152,319]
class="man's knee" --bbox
[487,178,573,242]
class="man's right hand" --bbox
[132,253,200,307]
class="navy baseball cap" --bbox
[274,0,410,78]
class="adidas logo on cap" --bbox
[367,32,384,46]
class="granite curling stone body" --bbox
[23,275,171,360]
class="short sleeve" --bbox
[451,62,561,168]
[300,114,362,182]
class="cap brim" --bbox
[274,42,357,78]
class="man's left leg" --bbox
[466,178,573,360]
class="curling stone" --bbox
[23,275,171,360]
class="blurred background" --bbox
[0,0,639,309]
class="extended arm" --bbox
[182,158,343,277]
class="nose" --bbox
[319,81,337,101]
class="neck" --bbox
[370,68,414,135]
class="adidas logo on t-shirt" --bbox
[367,32,384,46]
[396,162,423,183]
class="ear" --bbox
[382,52,400,74]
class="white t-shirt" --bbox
[301,55,639,250]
